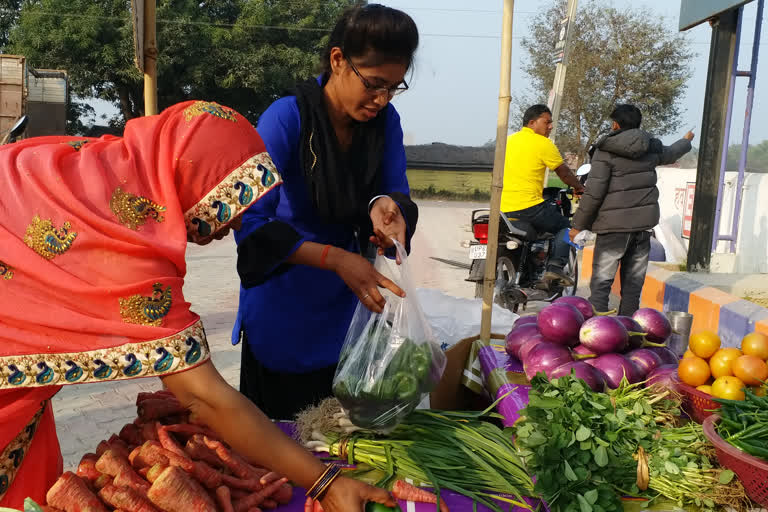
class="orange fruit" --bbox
[751,386,767,397]
[689,331,721,359]
[696,384,713,395]
[678,356,711,387]
[732,355,768,386]
[711,376,746,401]
[741,332,768,361]
[683,349,695,359]
[708,347,743,378]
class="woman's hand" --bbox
[305,476,396,512]
[369,196,407,263]
[327,248,404,313]
[189,217,243,245]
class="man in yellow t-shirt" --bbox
[501,104,584,285]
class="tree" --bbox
[216,0,354,121]
[668,140,768,172]
[726,140,768,173]
[515,0,692,163]
[0,0,21,49]
[6,0,354,132]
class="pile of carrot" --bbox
[44,390,293,512]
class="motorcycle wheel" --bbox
[474,256,519,312]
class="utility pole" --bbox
[687,10,739,271]
[549,0,579,140]
[544,0,578,185]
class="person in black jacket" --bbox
[570,104,693,315]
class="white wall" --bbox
[655,167,768,274]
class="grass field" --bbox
[407,169,567,201]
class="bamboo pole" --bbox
[480,0,515,342]
[143,0,158,116]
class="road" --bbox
[51,200,563,468]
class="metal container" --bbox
[666,311,694,357]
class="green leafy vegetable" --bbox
[514,375,751,512]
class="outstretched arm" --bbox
[659,132,694,165]
[161,361,396,512]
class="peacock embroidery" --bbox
[110,187,166,230]
[119,282,172,327]
[184,153,281,244]
[0,322,208,390]
[183,101,237,123]
[66,140,89,151]
[24,216,77,260]
[0,261,13,280]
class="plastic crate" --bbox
[703,415,768,506]
[673,374,720,423]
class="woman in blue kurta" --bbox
[233,4,420,420]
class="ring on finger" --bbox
[361,293,370,300]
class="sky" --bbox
[91,0,767,148]
[382,0,767,147]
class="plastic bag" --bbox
[415,288,519,350]
[332,240,447,432]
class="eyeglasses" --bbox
[346,57,409,97]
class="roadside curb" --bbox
[581,247,768,347]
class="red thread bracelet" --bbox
[320,244,331,268]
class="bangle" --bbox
[305,465,333,498]
[320,244,332,268]
[306,463,342,501]
[368,194,388,214]
[314,465,341,501]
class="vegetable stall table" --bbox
[272,483,541,512]
[34,383,745,512]
[273,421,543,512]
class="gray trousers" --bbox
[589,231,651,316]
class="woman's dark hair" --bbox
[322,4,419,73]
[522,104,551,127]
[610,104,642,130]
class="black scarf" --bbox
[293,76,388,226]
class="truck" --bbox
[1,54,68,140]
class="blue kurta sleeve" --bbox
[234,98,305,287]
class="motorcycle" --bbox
[466,187,579,312]
[1,115,29,145]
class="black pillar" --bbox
[687,10,739,272]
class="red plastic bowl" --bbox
[674,374,720,423]
[702,414,768,506]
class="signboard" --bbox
[682,182,696,239]
[679,0,754,31]
[131,0,144,72]
[552,16,570,64]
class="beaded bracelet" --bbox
[306,463,342,501]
